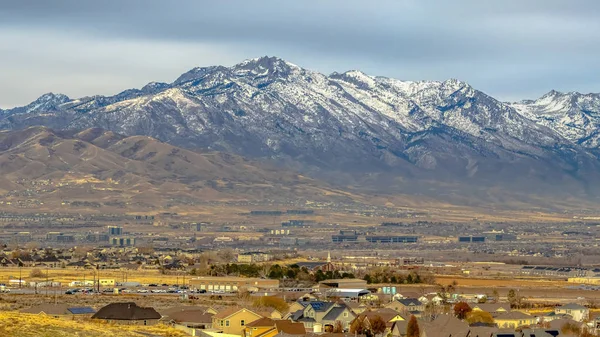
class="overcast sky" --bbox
[1,0,600,108]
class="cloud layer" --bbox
[1,0,599,107]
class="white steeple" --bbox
[327,251,331,263]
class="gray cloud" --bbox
[1,0,599,107]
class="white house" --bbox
[555,303,589,322]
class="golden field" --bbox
[0,267,572,290]
[0,311,185,337]
[0,267,191,286]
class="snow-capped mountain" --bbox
[2,56,600,199]
[510,91,600,149]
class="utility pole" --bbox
[46,266,49,296]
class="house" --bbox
[321,304,356,331]
[243,318,306,337]
[419,314,470,337]
[168,310,214,335]
[289,301,355,331]
[494,311,536,329]
[355,308,405,331]
[244,317,278,337]
[555,303,589,322]
[256,308,283,320]
[385,298,424,316]
[21,304,96,319]
[418,294,444,306]
[92,302,161,325]
[160,305,216,333]
[391,320,409,337]
[471,303,510,316]
[36,255,63,268]
[538,310,573,322]
[160,305,218,319]
[346,302,370,315]
[212,307,265,336]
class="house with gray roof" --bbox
[555,303,589,322]
[384,298,424,316]
[289,301,355,331]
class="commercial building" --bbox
[458,236,486,243]
[365,236,418,243]
[108,226,123,236]
[189,276,279,292]
[282,220,315,227]
[332,230,359,243]
[15,232,32,243]
[110,237,136,247]
[319,279,368,289]
[45,232,75,243]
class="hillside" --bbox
[0,127,368,212]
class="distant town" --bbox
[0,209,599,336]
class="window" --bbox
[144,320,147,326]
[241,320,245,326]
[343,312,348,318]
[220,320,224,327]
[226,320,230,327]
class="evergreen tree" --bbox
[406,315,420,337]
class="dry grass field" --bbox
[0,267,575,289]
[0,311,185,337]
[434,276,569,288]
[0,267,189,286]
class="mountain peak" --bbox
[232,56,301,77]
[21,92,71,113]
[141,81,170,93]
[34,92,70,103]
[329,70,376,88]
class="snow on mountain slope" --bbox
[510,91,600,148]
[2,56,600,198]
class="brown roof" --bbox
[473,303,510,313]
[169,310,213,324]
[494,311,533,320]
[160,305,209,317]
[468,326,498,337]
[213,307,262,320]
[391,320,408,336]
[274,320,306,335]
[246,317,276,327]
[420,314,470,337]
[361,308,402,322]
[21,304,69,315]
[92,302,161,320]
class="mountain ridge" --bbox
[2,56,600,206]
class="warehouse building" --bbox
[458,236,486,243]
[365,235,418,243]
